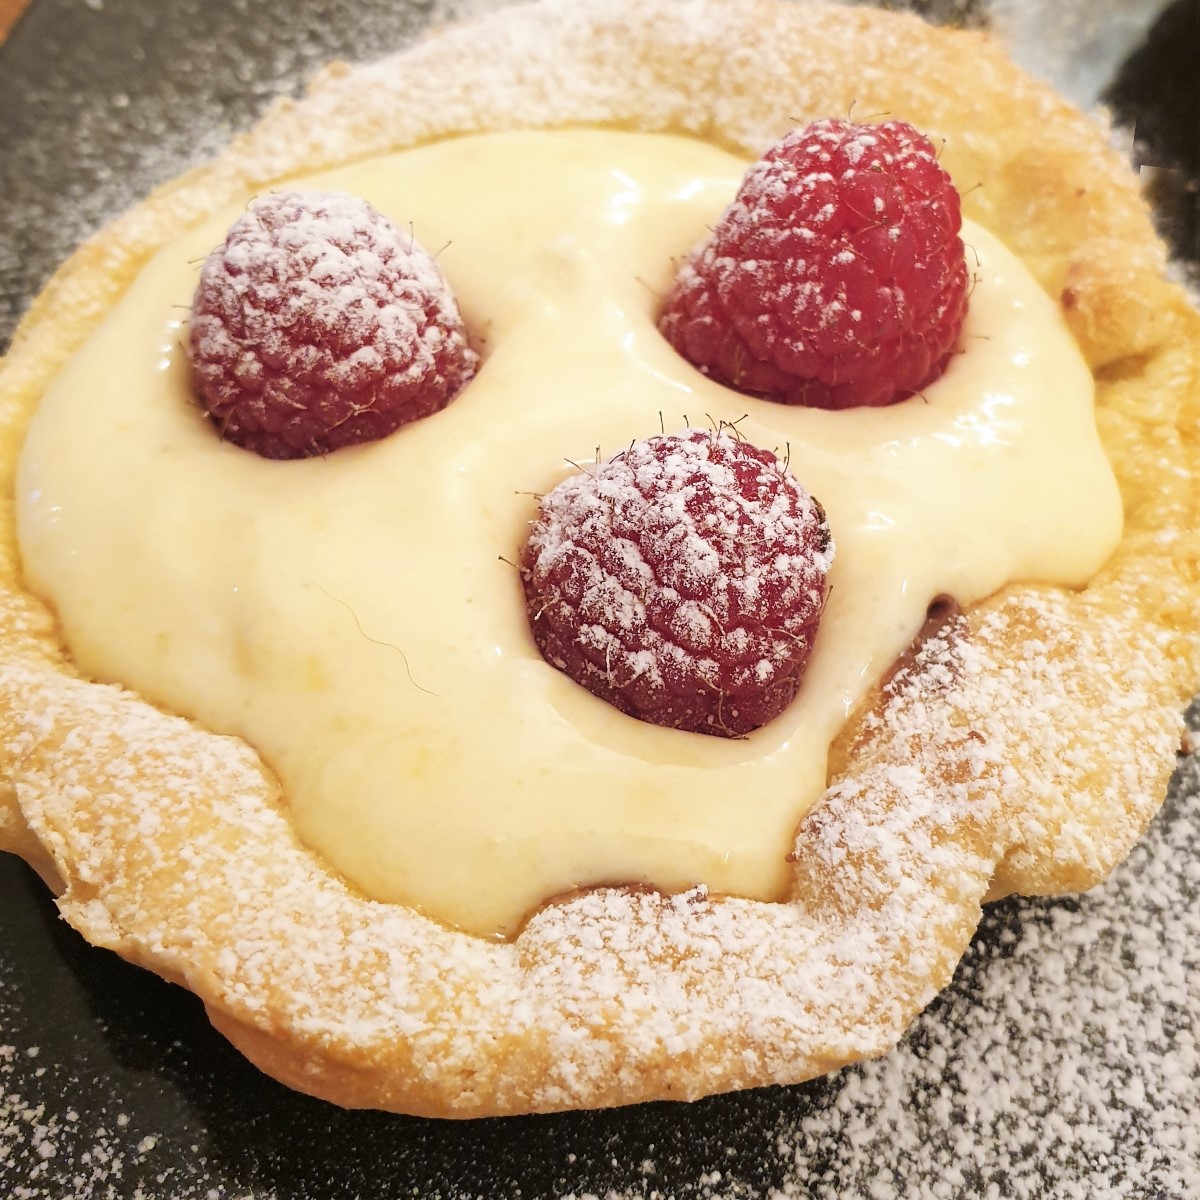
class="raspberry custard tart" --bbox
[1,0,1198,1117]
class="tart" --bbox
[1,0,1198,1118]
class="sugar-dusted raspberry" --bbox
[520,429,834,737]
[188,191,477,459]
[658,118,969,409]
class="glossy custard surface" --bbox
[17,131,1123,937]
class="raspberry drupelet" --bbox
[189,191,477,459]
[658,118,969,409]
[520,429,834,737]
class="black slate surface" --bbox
[1,2,1198,1198]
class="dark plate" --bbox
[1,3,1198,1197]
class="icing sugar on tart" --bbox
[17,130,1120,937]
[0,0,1197,1118]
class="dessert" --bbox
[10,128,1121,941]
[0,0,1198,1120]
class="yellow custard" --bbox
[16,130,1122,938]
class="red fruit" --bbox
[658,118,969,409]
[189,191,477,459]
[520,430,833,737]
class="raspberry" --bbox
[520,429,833,737]
[188,191,477,459]
[658,118,969,409]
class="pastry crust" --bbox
[1,0,1198,1117]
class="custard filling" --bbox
[17,130,1122,938]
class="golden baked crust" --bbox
[1,0,1198,1117]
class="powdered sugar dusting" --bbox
[658,118,968,409]
[0,1035,235,1199]
[1,0,1198,1193]
[2,567,1191,1110]
[2,576,1195,1193]
[201,191,455,353]
[0,0,515,347]
[189,190,477,458]
[521,430,833,735]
